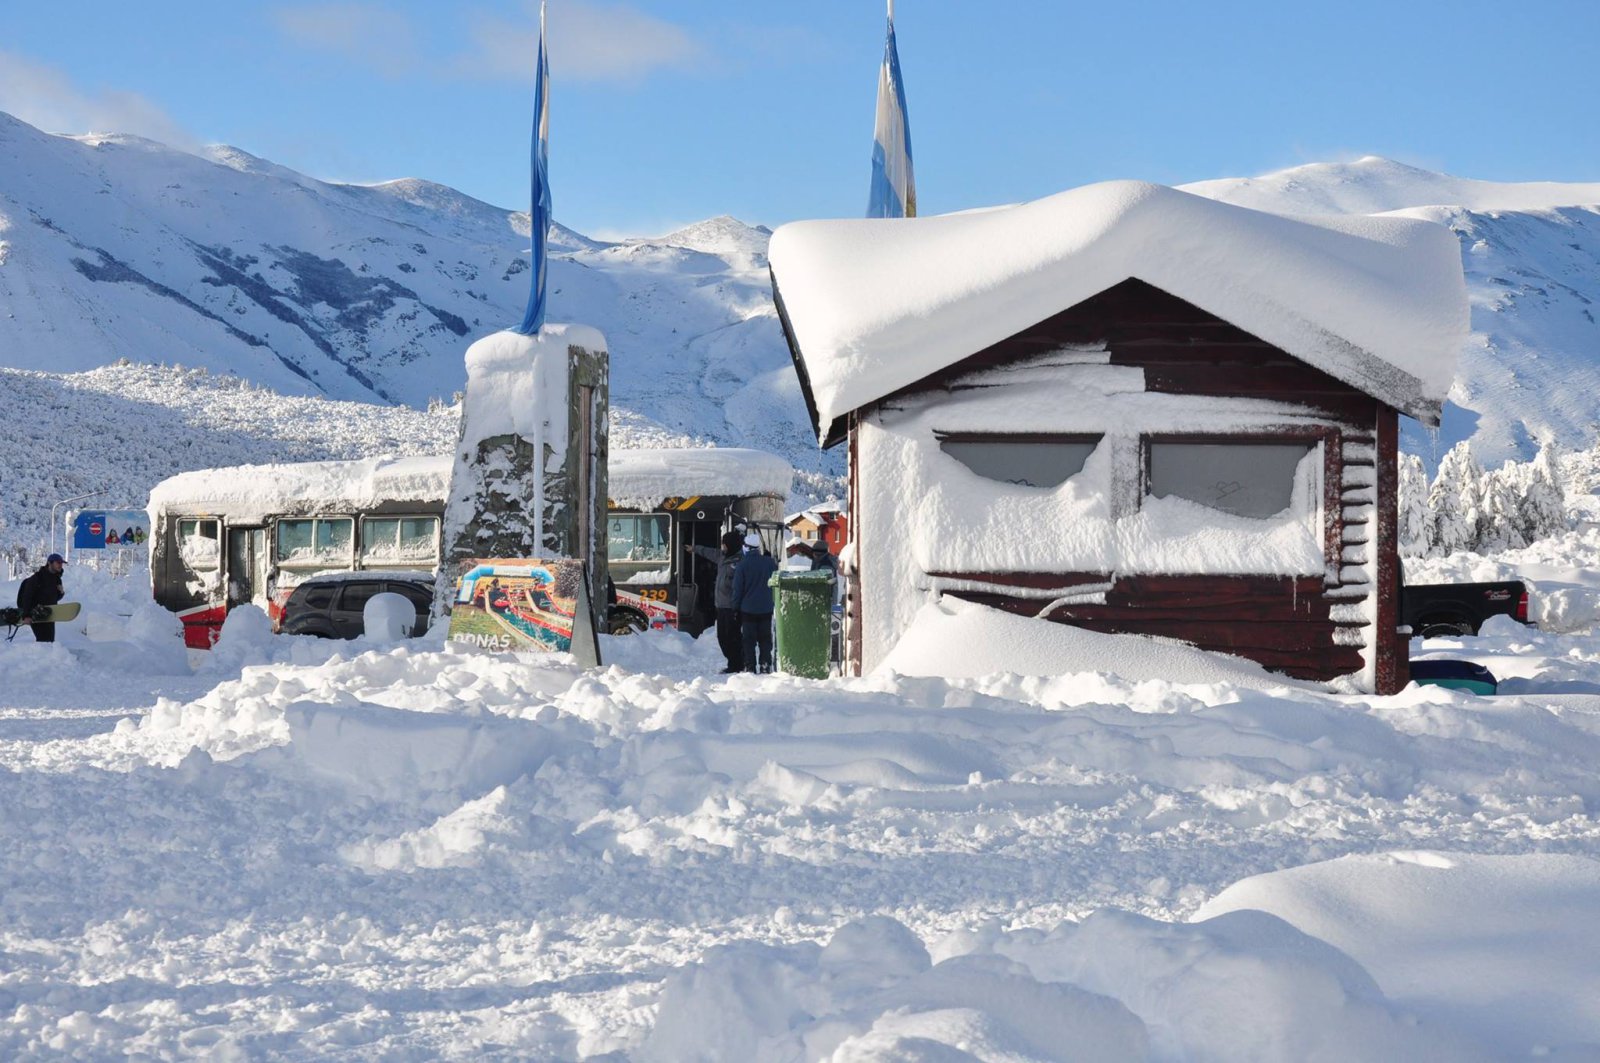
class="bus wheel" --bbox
[607,605,650,636]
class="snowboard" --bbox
[2,602,81,626]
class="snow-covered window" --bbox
[177,519,220,570]
[276,517,354,570]
[360,516,439,569]
[1146,439,1317,518]
[937,433,1102,489]
[608,513,671,584]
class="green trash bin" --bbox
[769,569,836,678]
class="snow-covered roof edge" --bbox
[608,448,793,506]
[769,180,1469,445]
[148,455,453,519]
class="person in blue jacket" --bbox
[730,536,778,673]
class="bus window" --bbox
[608,513,671,584]
[361,516,439,569]
[178,519,221,571]
[277,517,354,570]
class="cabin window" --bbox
[1146,440,1317,518]
[608,513,671,585]
[276,517,355,569]
[360,516,439,568]
[177,519,220,570]
[937,434,1101,488]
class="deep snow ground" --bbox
[2,560,1600,1059]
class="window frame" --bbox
[934,431,1105,489]
[607,511,674,585]
[176,517,222,572]
[1140,430,1337,563]
[274,515,357,571]
[358,514,441,570]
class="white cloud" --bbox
[0,50,198,149]
[458,1,704,85]
[271,3,422,78]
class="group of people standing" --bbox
[688,530,836,674]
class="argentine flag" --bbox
[867,0,915,219]
[516,1,553,335]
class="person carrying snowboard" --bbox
[17,553,66,643]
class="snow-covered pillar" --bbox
[437,325,609,617]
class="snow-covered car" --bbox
[279,572,433,640]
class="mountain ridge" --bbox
[4,110,1600,475]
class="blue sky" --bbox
[4,1,1598,237]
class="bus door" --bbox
[676,513,724,638]
[226,526,269,609]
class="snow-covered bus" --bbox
[606,448,793,635]
[149,456,450,648]
[148,448,792,647]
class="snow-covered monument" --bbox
[439,326,609,613]
[769,180,1468,693]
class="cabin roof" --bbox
[768,180,1469,445]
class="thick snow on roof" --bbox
[148,454,451,519]
[608,447,792,507]
[769,180,1469,441]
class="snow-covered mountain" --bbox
[1185,157,1600,465]
[0,111,822,483]
[4,112,1600,499]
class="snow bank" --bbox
[608,446,792,509]
[770,180,1469,440]
[641,916,1149,1061]
[1198,852,1600,1055]
[644,908,1486,1061]
[879,596,1312,690]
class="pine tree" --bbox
[1521,440,1569,543]
[1427,442,1481,556]
[1396,452,1431,557]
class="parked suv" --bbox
[280,572,433,640]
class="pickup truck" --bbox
[1401,580,1530,638]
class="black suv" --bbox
[280,573,433,639]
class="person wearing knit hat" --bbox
[16,553,66,643]
[731,536,779,673]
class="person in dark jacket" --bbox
[17,553,66,643]
[688,531,745,673]
[730,542,779,674]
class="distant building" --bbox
[784,500,849,554]
[769,180,1467,694]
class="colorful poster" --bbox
[447,558,600,667]
[72,509,150,551]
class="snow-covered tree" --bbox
[1519,440,1569,543]
[1476,463,1527,552]
[1426,441,1483,557]
[1396,452,1431,557]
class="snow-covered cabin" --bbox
[768,181,1468,693]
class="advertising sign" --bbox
[72,509,150,552]
[447,558,600,667]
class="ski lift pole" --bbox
[51,491,104,558]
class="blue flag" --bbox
[867,1,915,219]
[516,2,552,335]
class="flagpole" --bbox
[516,0,551,335]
